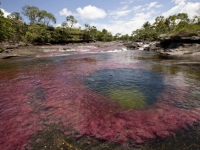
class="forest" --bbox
[0,5,200,44]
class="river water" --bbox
[0,46,200,149]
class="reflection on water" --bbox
[0,50,200,149]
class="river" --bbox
[0,45,200,150]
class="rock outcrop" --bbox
[158,32,200,58]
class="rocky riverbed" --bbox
[1,35,200,61]
[124,33,200,60]
[0,41,127,59]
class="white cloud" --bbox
[59,8,75,16]
[122,5,129,10]
[99,1,161,35]
[155,4,163,8]
[147,2,158,10]
[120,0,134,4]
[162,1,200,18]
[91,10,155,36]
[56,0,200,37]
[73,22,83,28]
[91,20,141,36]
[133,12,153,21]
[109,9,132,19]
[133,5,142,12]
[132,2,162,13]
[55,23,62,27]
[76,5,107,20]
[0,8,11,17]
[171,0,186,5]
[145,2,163,10]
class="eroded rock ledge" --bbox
[159,33,200,58]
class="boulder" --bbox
[1,54,18,59]
[0,47,4,53]
[160,33,200,49]
[123,42,138,50]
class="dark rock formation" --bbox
[159,33,200,49]
[123,42,138,50]
[158,33,200,57]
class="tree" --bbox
[38,10,56,26]
[192,15,200,24]
[6,12,26,42]
[7,12,23,21]
[141,21,157,41]
[0,10,13,42]
[25,24,51,43]
[167,15,177,32]
[114,33,121,40]
[22,5,40,24]
[120,34,129,41]
[176,13,189,23]
[66,15,77,28]
[153,16,168,34]
[60,22,68,29]
[0,9,3,17]
[97,29,113,42]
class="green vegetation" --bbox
[107,89,147,108]
[131,13,200,42]
[0,5,114,44]
[0,5,200,44]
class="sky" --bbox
[0,0,200,35]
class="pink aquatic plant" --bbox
[0,51,200,149]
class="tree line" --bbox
[131,13,200,42]
[0,5,200,44]
[0,5,114,44]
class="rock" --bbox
[0,48,4,53]
[149,44,161,51]
[2,54,18,59]
[17,42,26,47]
[62,48,70,50]
[5,44,19,49]
[168,42,183,49]
[123,42,141,50]
[158,32,200,57]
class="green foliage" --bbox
[7,12,23,21]
[25,24,50,43]
[38,10,56,26]
[22,5,56,27]
[0,10,14,42]
[6,12,27,42]
[22,5,40,24]
[0,5,115,44]
[96,29,113,42]
[66,15,77,28]
[131,13,200,41]
[1,5,200,44]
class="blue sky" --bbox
[1,0,200,35]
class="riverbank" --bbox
[123,33,200,60]
[1,39,200,62]
[0,41,127,59]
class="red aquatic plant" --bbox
[0,51,200,149]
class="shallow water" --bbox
[0,49,200,149]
